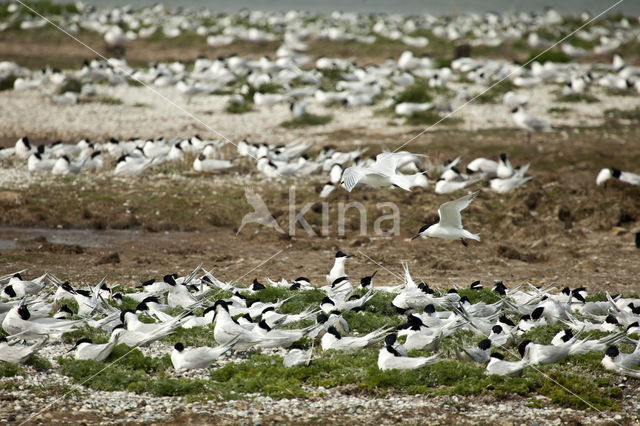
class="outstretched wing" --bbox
[245,187,270,211]
[438,190,479,229]
[373,152,406,175]
[341,166,384,192]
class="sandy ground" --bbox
[0,82,638,143]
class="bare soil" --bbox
[1,125,639,295]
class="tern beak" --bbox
[347,254,355,258]
[410,234,421,241]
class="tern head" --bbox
[135,301,149,312]
[360,271,377,288]
[61,282,76,294]
[531,307,544,320]
[174,342,185,352]
[316,313,328,324]
[384,333,398,346]
[321,297,335,307]
[561,329,574,342]
[289,283,301,291]
[258,320,271,332]
[423,304,436,315]
[605,314,619,325]
[57,305,73,316]
[385,345,401,357]
[491,325,503,335]
[470,281,482,290]
[499,153,507,163]
[411,224,432,240]
[490,352,505,360]
[163,275,177,286]
[75,337,93,347]
[13,273,22,280]
[17,305,30,320]
[407,315,424,331]
[213,299,230,312]
[605,346,619,359]
[498,315,515,327]
[478,339,492,351]
[493,281,506,296]
[626,322,639,332]
[251,279,266,291]
[3,285,16,298]
[335,250,354,259]
[327,326,341,339]
[120,309,136,324]
[517,340,532,358]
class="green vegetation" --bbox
[604,108,640,125]
[225,101,253,114]
[605,87,637,97]
[0,361,25,377]
[46,285,631,410]
[405,110,461,126]
[548,107,570,114]
[98,96,124,105]
[281,114,332,128]
[57,77,82,94]
[555,92,599,103]
[395,80,433,105]
[526,50,571,65]
[12,1,78,16]
[475,79,517,104]
[25,354,53,372]
[0,75,17,91]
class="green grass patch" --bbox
[98,96,123,105]
[0,361,25,377]
[57,77,82,94]
[526,50,571,64]
[555,92,599,103]
[548,107,570,114]
[281,114,332,128]
[0,75,17,91]
[405,110,461,126]
[475,79,517,104]
[395,80,433,105]
[226,101,252,114]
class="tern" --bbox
[340,152,425,192]
[411,191,480,246]
[0,336,46,363]
[596,168,640,186]
[320,325,391,351]
[486,352,527,376]
[283,341,314,368]
[377,345,439,370]
[325,251,354,286]
[171,339,237,371]
[72,330,122,362]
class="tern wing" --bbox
[245,187,269,211]
[372,152,406,175]
[438,190,479,229]
[341,166,385,192]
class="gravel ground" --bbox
[0,81,637,144]
[2,364,638,425]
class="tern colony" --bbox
[2,5,640,128]
[2,254,640,379]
